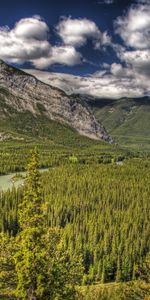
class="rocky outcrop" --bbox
[0,60,111,142]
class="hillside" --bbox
[24,69,150,151]
[87,97,150,151]
[0,60,111,143]
[0,64,149,300]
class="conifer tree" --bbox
[14,150,83,299]
[101,262,106,283]
[0,233,16,295]
[18,149,44,229]
[139,253,150,283]
[116,256,122,282]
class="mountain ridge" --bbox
[0,60,111,142]
[22,68,150,150]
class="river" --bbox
[0,168,49,192]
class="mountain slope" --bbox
[0,60,111,142]
[87,97,150,150]
[23,69,150,150]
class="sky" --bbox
[0,0,150,98]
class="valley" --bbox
[0,152,150,299]
[0,61,149,300]
[0,0,150,298]
[24,68,150,152]
[87,97,150,152]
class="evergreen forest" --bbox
[0,138,150,299]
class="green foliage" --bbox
[89,97,150,152]
[138,252,150,283]
[0,139,124,175]
[0,151,83,299]
[0,158,150,286]
[78,281,150,300]
[18,150,44,229]
[0,233,16,293]
[0,127,149,299]
[69,155,78,163]
[14,150,46,298]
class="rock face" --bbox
[0,60,111,142]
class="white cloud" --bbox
[24,62,150,99]
[32,46,82,68]
[21,6,150,99]
[119,49,150,77]
[0,16,111,68]
[56,17,111,49]
[110,63,133,78]
[115,3,150,49]
[114,1,150,83]
[13,16,49,40]
[0,17,51,64]
[0,10,149,99]
[0,16,82,68]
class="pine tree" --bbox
[18,149,44,229]
[14,150,45,299]
[14,150,83,299]
[0,233,16,296]
[116,256,122,282]
[139,252,150,283]
[101,261,106,283]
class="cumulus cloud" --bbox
[119,49,150,77]
[0,17,51,64]
[0,16,111,68]
[114,1,150,85]
[21,6,150,99]
[115,3,150,49]
[56,17,111,49]
[13,16,49,40]
[0,16,82,68]
[32,46,82,68]
[0,6,149,99]
[110,63,133,78]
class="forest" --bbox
[0,141,150,299]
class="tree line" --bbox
[0,151,83,299]
[0,156,149,286]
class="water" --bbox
[0,168,49,192]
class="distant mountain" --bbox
[0,60,111,142]
[87,97,150,150]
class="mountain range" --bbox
[0,60,111,143]
[0,60,149,151]
[24,68,150,151]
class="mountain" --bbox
[24,69,150,151]
[0,60,111,142]
[87,97,150,150]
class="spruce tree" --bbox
[116,256,122,282]
[14,150,48,299]
[14,150,83,299]
[0,233,16,296]
[139,253,150,283]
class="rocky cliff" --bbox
[0,60,111,142]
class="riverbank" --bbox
[0,168,49,191]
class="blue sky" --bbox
[0,0,149,98]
